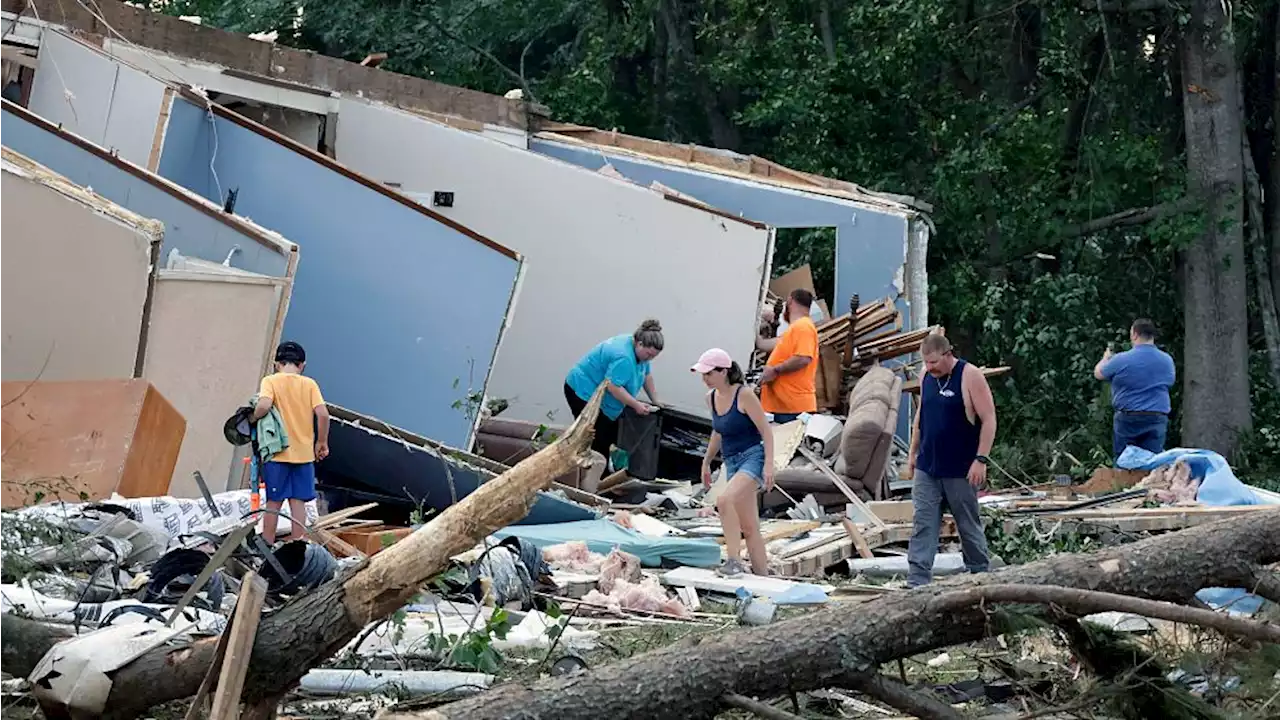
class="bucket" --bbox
[261,541,338,595]
[734,587,776,626]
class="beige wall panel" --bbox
[144,270,281,498]
[1,150,159,382]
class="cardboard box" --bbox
[2,379,185,508]
[335,525,414,555]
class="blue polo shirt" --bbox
[566,334,650,421]
[1100,344,1175,414]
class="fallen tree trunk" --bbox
[394,509,1280,720]
[12,386,606,720]
[0,615,73,676]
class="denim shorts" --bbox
[723,444,766,489]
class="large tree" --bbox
[1180,0,1253,455]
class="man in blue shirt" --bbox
[1094,318,1176,459]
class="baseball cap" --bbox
[276,341,306,364]
[691,348,733,374]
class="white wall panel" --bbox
[336,97,773,423]
[103,41,339,116]
[29,31,167,166]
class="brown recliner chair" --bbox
[768,366,903,507]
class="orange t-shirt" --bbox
[259,372,325,463]
[761,316,819,414]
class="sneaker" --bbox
[717,558,748,577]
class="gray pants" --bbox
[907,469,990,587]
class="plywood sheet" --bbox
[1,379,185,507]
[144,270,283,498]
[1,149,159,382]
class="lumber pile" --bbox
[812,297,942,411]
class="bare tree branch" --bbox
[721,694,804,720]
[423,11,539,104]
[982,85,1051,137]
[954,584,1280,644]
[1060,196,1200,238]
[1089,0,1172,11]
[839,672,963,720]
[1250,566,1280,605]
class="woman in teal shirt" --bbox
[564,319,665,456]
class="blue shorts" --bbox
[771,412,802,424]
[261,461,317,502]
[723,444,766,489]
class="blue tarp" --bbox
[1117,446,1275,617]
[1115,446,1262,506]
[493,519,722,568]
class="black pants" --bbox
[564,383,618,457]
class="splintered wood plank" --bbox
[313,502,379,530]
[778,523,956,577]
[714,520,821,545]
[312,524,366,559]
[208,572,268,720]
[777,528,847,559]
[841,516,875,560]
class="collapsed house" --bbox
[4,4,1280,720]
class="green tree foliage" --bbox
[157,0,1280,479]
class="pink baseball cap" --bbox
[691,348,734,374]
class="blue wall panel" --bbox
[1,105,289,277]
[158,98,520,446]
[532,139,909,320]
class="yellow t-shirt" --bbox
[761,316,819,414]
[259,372,325,463]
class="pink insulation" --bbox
[598,549,641,593]
[541,541,605,573]
[582,576,690,618]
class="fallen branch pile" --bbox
[398,509,1280,720]
[5,386,607,720]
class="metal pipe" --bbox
[297,669,493,697]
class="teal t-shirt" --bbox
[566,334,650,420]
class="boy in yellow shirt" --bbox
[252,341,330,544]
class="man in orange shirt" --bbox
[252,341,330,544]
[756,289,819,422]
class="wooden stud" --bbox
[208,572,268,720]
[313,502,379,530]
[183,611,236,720]
[146,87,174,172]
[840,516,875,560]
[310,524,366,560]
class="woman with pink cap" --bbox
[692,348,775,576]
